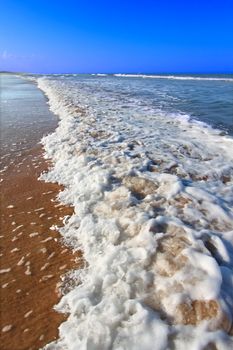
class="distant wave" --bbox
[92,73,108,76]
[114,74,233,82]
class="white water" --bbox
[36,76,233,350]
[113,74,233,82]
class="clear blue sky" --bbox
[0,0,233,73]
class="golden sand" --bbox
[0,145,81,350]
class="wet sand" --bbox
[0,75,81,350]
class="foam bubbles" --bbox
[38,76,233,350]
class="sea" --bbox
[39,73,233,135]
[5,73,233,349]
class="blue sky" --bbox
[0,0,233,73]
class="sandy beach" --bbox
[1,73,233,350]
[0,75,81,350]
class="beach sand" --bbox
[0,75,82,350]
[0,145,82,350]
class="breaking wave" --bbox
[36,76,233,350]
[114,74,233,82]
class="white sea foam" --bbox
[37,76,233,350]
[114,74,233,82]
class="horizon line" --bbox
[1,71,233,75]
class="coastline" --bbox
[0,75,81,350]
[1,73,233,350]
[38,75,233,350]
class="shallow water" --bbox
[36,74,233,349]
[41,73,233,135]
[0,75,79,350]
[0,74,57,170]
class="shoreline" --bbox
[1,73,233,349]
[0,76,81,350]
[37,75,233,349]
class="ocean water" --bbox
[0,74,57,170]
[113,74,233,135]
[40,73,233,135]
[35,74,233,349]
